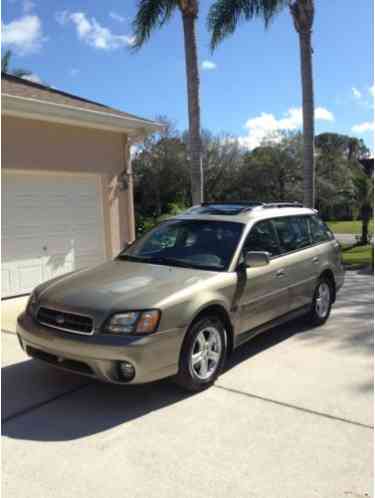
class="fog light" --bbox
[118,361,135,382]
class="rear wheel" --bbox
[175,315,227,392]
[309,277,333,326]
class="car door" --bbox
[272,216,317,311]
[237,219,290,335]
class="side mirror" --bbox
[245,251,270,268]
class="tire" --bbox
[174,314,227,392]
[308,277,333,326]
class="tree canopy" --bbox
[132,120,371,235]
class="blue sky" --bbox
[2,0,374,151]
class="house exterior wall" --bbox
[2,115,135,257]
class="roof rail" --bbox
[261,202,304,209]
[188,201,305,216]
[200,202,263,207]
[198,202,263,214]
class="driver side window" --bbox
[243,220,280,257]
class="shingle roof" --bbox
[1,72,157,125]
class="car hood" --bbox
[38,260,219,314]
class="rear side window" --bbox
[243,220,280,257]
[273,216,311,253]
[308,216,333,243]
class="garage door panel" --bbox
[2,172,106,297]
[3,236,44,260]
[45,238,73,254]
[17,262,44,293]
[1,269,12,297]
[45,254,75,280]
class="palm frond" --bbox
[132,0,177,50]
[208,0,288,50]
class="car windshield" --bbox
[118,219,244,271]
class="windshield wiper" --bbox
[118,254,222,271]
[141,256,194,268]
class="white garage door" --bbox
[2,171,106,298]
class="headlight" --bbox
[104,310,161,335]
[26,291,38,316]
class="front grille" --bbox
[37,306,94,335]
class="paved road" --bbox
[2,271,373,498]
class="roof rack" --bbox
[195,202,263,215]
[186,201,305,217]
[201,201,263,208]
[261,202,304,209]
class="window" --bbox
[120,219,244,271]
[273,216,311,253]
[289,217,311,248]
[243,220,280,257]
[309,216,333,244]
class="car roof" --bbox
[173,203,316,224]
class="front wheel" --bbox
[308,278,333,326]
[174,315,227,392]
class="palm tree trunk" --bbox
[298,30,315,208]
[360,204,371,245]
[182,13,203,205]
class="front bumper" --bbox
[17,312,185,384]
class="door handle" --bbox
[276,269,286,278]
[312,256,319,264]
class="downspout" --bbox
[122,133,136,243]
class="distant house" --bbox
[1,73,162,297]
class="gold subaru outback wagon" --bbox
[17,202,344,391]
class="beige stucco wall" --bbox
[2,115,135,257]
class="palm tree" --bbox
[1,49,32,78]
[208,0,316,208]
[354,160,374,246]
[132,0,203,205]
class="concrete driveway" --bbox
[2,271,373,498]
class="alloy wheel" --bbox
[315,282,331,319]
[189,326,222,381]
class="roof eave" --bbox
[2,93,164,138]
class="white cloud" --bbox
[315,107,334,121]
[109,11,126,23]
[23,0,35,13]
[2,15,44,54]
[201,60,216,71]
[352,87,362,99]
[56,10,135,50]
[21,72,41,83]
[351,122,374,134]
[239,107,334,150]
[69,68,79,77]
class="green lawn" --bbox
[327,220,373,235]
[342,244,373,267]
